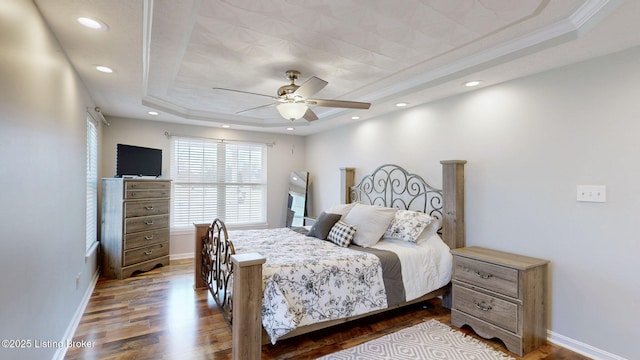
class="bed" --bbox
[193,160,466,360]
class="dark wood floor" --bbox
[65,259,588,360]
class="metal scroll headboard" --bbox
[350,164,443,224]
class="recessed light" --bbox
[77,17,107,31]
[351,116,360,120]
[395,102,408,107]
[464,80,481,87]
[95,65,113,73]
[222,124,231,128]
[286,127,295,131]
[148,111,159,116]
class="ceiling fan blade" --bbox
[293,76,328,99]
[212,87,276,99]
[236,103,275,114]
[303,108,319,121]
[306,99,371,109]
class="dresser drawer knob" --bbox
[474,300,493,311]
[144,235,154,240]
[145,220,154,225]
[144,251,153,255]
[474,270,493,279]
[145,206,154,210]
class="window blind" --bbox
[86,117,98,251]
[171,137,267,228]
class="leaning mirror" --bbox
[287,171,309,227]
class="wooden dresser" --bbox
[450,246,549,356]
[101,178,171,279]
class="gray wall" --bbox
[306,46,640,359]
[0,1,101,359]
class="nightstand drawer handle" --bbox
[144,235,154,240]
[474,301,493,311]
[144,251,153,255]
[145,220,154,225]
[144,206,154,210]
[474,270,493,279]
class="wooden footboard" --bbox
[194,218,236,324]
[194,220,265,360]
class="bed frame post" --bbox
[193,223,209,290]
[231,253,266,360]
[340,167,355,203]
[440,160,466,250]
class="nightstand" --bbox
[450,247,549,356]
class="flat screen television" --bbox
[116,144,162,178]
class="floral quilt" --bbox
[228,227,388,344]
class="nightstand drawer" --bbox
[453,284,518,333]
[454,256,519,298]
[124,242,169,266]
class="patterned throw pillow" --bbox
[385,210,435,243]
[327,221,357,247]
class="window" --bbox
[86,117,98,252]
[171,137,267,228]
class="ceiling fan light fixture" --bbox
[277,102,307,121]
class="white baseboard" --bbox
[170,252,194,260]
[52,269,100,360]
[548,330,628,360]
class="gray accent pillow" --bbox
[306,212,342,240]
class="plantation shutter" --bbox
[171,137,267,228]
[86,117,98,251]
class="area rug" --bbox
[318,319,515,360]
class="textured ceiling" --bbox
[35,0,640,135]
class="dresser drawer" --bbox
[124,229,169,250]
[453,284,519,333]
[123,242,169,266]
[125,189,170,199]
[124,214,169,234]
[454,256,519,298]
[124,200,169,218]
[125,181,170,191]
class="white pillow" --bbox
[343,204,397,247]
[414,217,441,245]
[385,210,435,243]
[324,202,357,219]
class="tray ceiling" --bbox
[35,0,640,135]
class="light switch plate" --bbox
[577,185,606,202]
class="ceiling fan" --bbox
[212,70,371,122]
